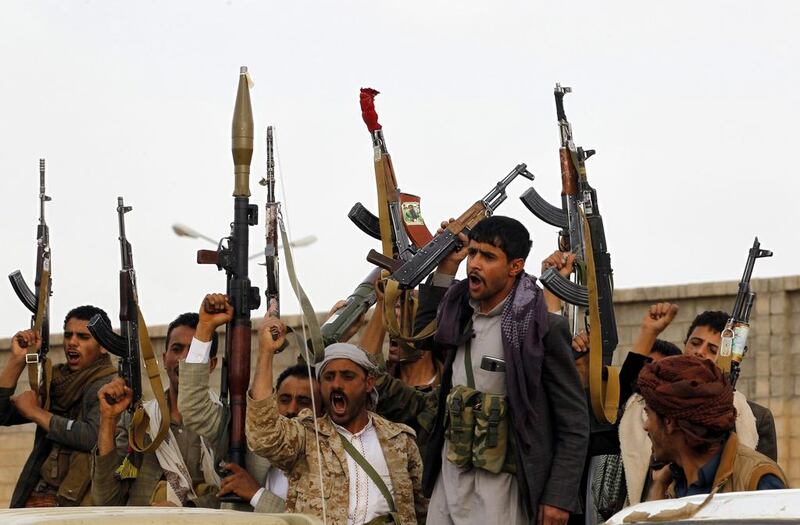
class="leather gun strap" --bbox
[375,156,395,257]
[381,278,437,343]
[583,213,620,425]
[278,218,325,363]
[129,306,170,453]
[28,266,51,399]
[338,433,397,513]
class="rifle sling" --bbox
[582,213,620,425]
[278,218,325,364]
[337,432,397,514]
[129,306,170,453]
[375,156,395,258]
[380,277,437,343]
[28,265,52,410]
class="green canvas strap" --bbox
[278,218,325,364]
[463,320,475,389]
[337,432,396,513]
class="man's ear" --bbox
[365,373,376,392]
[209,356,218,373]
[663,416,678,435]
[509,257,525,277]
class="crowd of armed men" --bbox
[2,75,788,525]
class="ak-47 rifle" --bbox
[9,159,52,404]
[197,67,261,470]
[520,84,619,424]
[370,164,534,339]
[258,125,285,348]
[87,197,169,452]
[349,88,434,259]
[349,88,435,344]
[719,237,773,388]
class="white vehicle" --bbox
[606,489,800,524]
[0,507,321,525]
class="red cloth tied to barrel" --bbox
[360,88,382,131]
[637,355,736,447]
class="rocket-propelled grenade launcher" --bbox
[9,159,52,401]
[196,67,261,471]
[719,237,773,388]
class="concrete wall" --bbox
[0,275,797,505]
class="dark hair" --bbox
[651,339,682,358]
[276,364,316,391]
[468,216,532,262]
[64,305,111,330]
[166,312,219,358]
[685,311,729,343]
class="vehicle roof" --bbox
[605,488,800,524]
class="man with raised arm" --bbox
[0,305,116,507]
[92,312,225,507]
[177,293,323,513]
[367,216,589,525]
[246,315,427,525]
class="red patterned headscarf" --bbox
[637,355,736,448]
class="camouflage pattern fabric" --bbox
[472,393,510,474]
[445,385,480,468]
[246,391,427,525]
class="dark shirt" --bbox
[672,447,785,497]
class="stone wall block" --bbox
[770,314,786,336]
[755,378,770,399]
[770,377,785,397]
[769,398,784,417]
[755,294,771,317]
[770,293,786,315]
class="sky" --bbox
[1,0,798,336]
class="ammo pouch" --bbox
[445,386,515,474]
[40,446,93,506]
[445,385,481,468]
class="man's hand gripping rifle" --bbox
[369,164,534,341]
[719,237,773,388]
[87,197,169,452]
[8,159,53,405]
[520,84,620,424]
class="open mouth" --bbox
[468,273,483,291]
[330,391,348,417]
[66,350,81,367]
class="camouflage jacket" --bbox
[246,392,427,525]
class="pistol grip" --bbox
[197,249,220,266]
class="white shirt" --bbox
[334,417,393,525]
[185,337,214,364]
[249,467,289,507]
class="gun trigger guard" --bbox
[25,354,39,364]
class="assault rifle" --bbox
[9,159,52,400]
[520,84,619,423]
[368,163,533,342]
[719,237,773,387]
[87,197,169,451]
[370,164,534,289]
[320,267,382,346]
[349,88,433,261]
[197,67,261,470]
